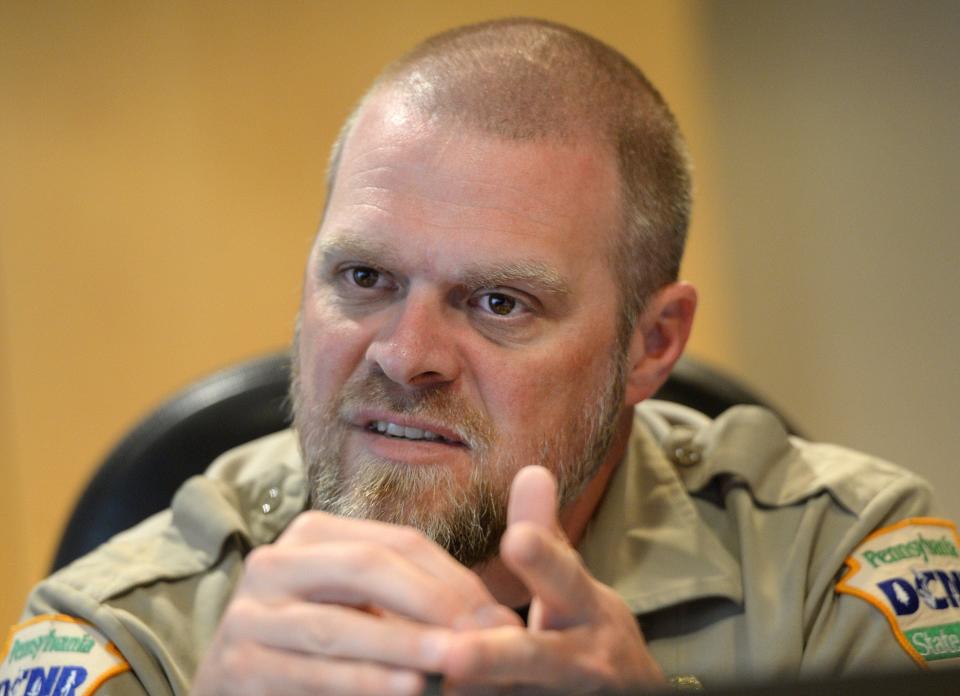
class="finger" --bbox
[507,465,558,531]
[500,522,597,628]
[242,541,519,629]
[210,639,425,696]
[442,625,602,690]
[222,597,451,672]
[443,624,665,694]
[278,511,500,610]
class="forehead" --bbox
[321,92,623,285]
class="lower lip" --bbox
[354,427,468,464]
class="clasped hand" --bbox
[192,466,665,695]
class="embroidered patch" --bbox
[837,517,960,668]
[0,614,130,695]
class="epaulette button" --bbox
[664,427,703,467]
[259,486,282,515]
[673,446,702,467]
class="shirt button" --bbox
[259,486,282,515]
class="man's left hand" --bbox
[442,466,667,694]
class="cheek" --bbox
[298,294,370,400]
[476,339,611,439]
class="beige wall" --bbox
[0,1,717,629]
[3,1,956,632]
[693,0,960,521]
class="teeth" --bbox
[371,420,449,443]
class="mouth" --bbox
[349,409,469,449]
[366,419,464,446]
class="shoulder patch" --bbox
[0,614,130,695]
[837,517,960,668]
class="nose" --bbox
[365,289,461,388]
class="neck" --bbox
[478,407,635,607]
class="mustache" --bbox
[337,368,494,451]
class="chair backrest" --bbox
[51,352,798,571]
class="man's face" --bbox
[294,93,630,567]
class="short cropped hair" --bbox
[325,18,692,329]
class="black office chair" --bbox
[50,352,798,571]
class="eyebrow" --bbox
[316,233,394,267]
[460,261,571,297]
[317,232,572,297]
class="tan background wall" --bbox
[1,0,957,630]
[0,0,715,629]
[694,0,960,519]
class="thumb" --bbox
[504,466,593,629]
[507,465,559,532]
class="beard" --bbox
[291,338,627,569]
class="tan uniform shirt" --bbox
[585,402,934,685]
[9,403,937,692]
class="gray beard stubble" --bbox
[291,338,627,569]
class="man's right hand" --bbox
[190,511,520,696]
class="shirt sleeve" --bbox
[799,466,942,675]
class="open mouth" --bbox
[365,420,464,446]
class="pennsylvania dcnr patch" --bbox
[837,517,960,669]
[0,614,129,695]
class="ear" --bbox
[623,282,698,406]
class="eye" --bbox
[475,291,524,317]
[335,265,396,295]
[485,293,516,315]
[349,266,380,288]
[330,263,397,306]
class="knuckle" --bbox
[337,540,386,573]
[390,525,429,553]
[446,625,524,679]
[352,668,401,695]
[300,614,340,656]
[243,545,278,577]
[583,660,619,688]
[578,574,609,607]
[282,510,323,541]
[441,634,478,679]
[232,644,283,696]
[219,640,259,680]
[219,596,259,638]
[302,662,414,696]
[331,543,364,572]
[594,579,618,602]
[596,582,635,621]
[557,644,617,689]
[240,545,295,597]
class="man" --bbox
[5,18,958,696]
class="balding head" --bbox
[326,18,691,330]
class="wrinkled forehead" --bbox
[346,83,606,162]
[330,89,624,246]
